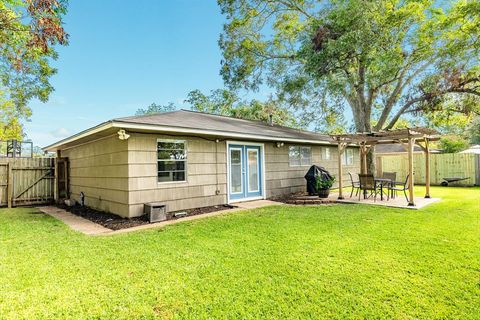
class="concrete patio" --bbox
[331,192,441,209]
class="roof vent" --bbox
[268,114,273,126]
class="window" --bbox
[289,146,312,166]
[157,140,187,182]
[322,147,331,160]
[342,148,354,166]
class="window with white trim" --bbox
[157,140,187,182]
[289,146,312,166]
[342,148,354,166]
[322,147,331,160]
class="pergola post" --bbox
[337,142,346,200]
[407,137,415,206]
[424,138,431,198]
[360,143,368,174]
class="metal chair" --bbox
[358,174,378,202]
[348,172,360,198]
[382,172,397,199]
[390,174,410,202]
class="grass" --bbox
[0,186,479,319]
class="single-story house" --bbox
[44,110,359,218]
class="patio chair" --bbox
[390,174,410,202]
[348,172,360,198]
[382,172,397,199]
[358,174,378,202]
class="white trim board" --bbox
[44,120,336,152]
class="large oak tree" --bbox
[219,0,480,152]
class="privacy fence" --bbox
[377,153,480,186]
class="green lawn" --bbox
[0,187,479,319]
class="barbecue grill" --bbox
[304,165,334,195]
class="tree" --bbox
[219,0,480,170]
[135,102,176,115]
[0,0,68,139]
[467,117,480,145]
[185,89,299,128]
[439,136,469,153]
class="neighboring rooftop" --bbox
[375,144,442,154]
[45,110,334,151]
[459,145,480,154]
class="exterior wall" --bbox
[265,143,359,198]
[60,135,130,217]
[60,133,360,218]
[127,133,227,217]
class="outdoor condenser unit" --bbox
[144,203,167,223]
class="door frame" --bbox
[226,141,266,204]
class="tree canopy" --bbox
[219,0,480,134]
[0,0,68,140]
[135,102,176,115]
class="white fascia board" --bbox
[113,121,336,145]
[43,120,337,152]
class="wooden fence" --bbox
[377,153,480,186]
[0,158,55,207]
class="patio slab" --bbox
[331,192,441,209]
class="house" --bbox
[44,110,359,218]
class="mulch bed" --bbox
[58,204,236,231]
[271,192,337,205]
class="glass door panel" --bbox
[247,149,259,192]
[230,148,243,195]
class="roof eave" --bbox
[44,121,336,151]
[114,121,336,145]
[43,121,114,152]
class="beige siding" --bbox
[265,143,359,198]
[60,133,360,218]
[127,133,227,217]
[60,135,130,217]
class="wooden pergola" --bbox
[331,128,440,206]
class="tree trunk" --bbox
[352,104,376,174]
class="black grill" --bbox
[304,165,334,195]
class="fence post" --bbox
[54,158,58,203]
[7,163,13,208]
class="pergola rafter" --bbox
[331,127,440,206]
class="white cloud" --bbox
[50,127,71,138]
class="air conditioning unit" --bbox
[144,203,167,223]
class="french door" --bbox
[228,143,263,201]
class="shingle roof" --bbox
[114,109,332,142]
[44,109,334,151]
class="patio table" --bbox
[374,178,392,201]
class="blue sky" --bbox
[26,1,232,147]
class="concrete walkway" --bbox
[38,206,111,235]
[38,199,284,236]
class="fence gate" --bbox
[0,158,56,207]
